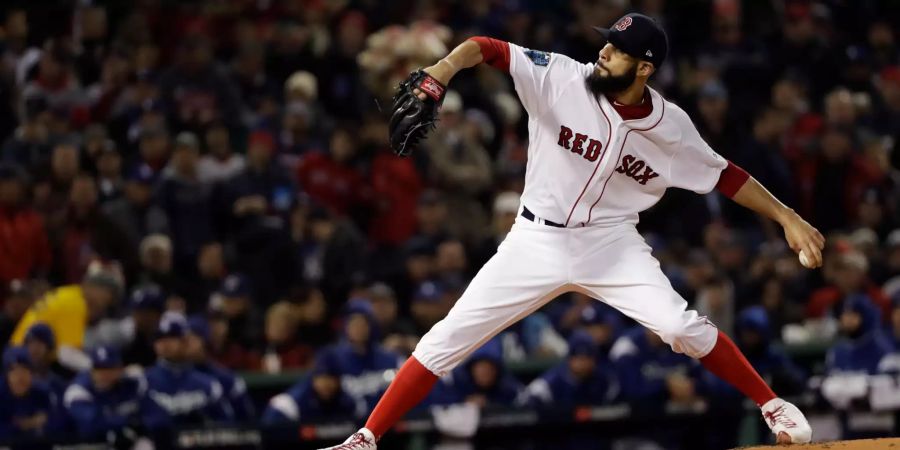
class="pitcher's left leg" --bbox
[575,227,811,444]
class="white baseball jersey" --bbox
[412,42,725,378]
[507,43,728,227]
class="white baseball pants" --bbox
[412,215,719,377]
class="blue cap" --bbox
[579,303,622,328]
[3,346,33,371]
[90,346,122,369]
[127,164,156,185]
[567,330,598,358]
[24,323,56,349]
[310,351,342,377]
[187,315,211,344]
[157,311,189,339]
[219,274,251,298]
[413,280,445,303]
[594,13,668,67]
[131,285,165,311]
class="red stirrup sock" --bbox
[700,330,777,406]
[364,356,439,440]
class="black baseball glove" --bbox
[388,69,447,157]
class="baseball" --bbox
[799,250,813,268]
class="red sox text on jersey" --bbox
[557,125,659,185]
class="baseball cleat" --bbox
[318,428,377,450]
[761,398,812,444]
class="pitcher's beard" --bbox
[586,64,638,97]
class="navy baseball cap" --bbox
[187,315,211,344]
[131,285,166,312]
[594,13,668,67]
[567,330,599,358]
[3,346,33,371]
[24,323,56,349]
[90,346,122,369]
[157,311,189,339]
[127,164,156,185]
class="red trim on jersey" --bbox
[607,88,653,120]
[715,160,750,198]
[585,100,667,224]
[564,102,614,227]
[468,37,510,72]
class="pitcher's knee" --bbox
[657,317,718,359]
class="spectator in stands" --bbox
[35,140,80,223]
[412,190,451,248]
[197,122,244,184]
[121,285,165,367]
[2,94,51,169]
[206,309,257,371]
[434,239,469,288]
[471,191,519,271]
[227,130,295,225]
[22,323,68,397]
[230,42,278,126]
[21,40,83,116]
[135,126,170,178]
[298,206,366,305]
[156,132,215,273]
[185,241,227,311]
[260,302,313,373]
[366,283,418,357]
[495,310,568,363]
[210,274,261,368]
[707,306,806,399]
[135,234,180,299]
[49,174,137,284]
[225,130,297,303]
[825,294,893,374]
[93,140,123,203]
[522,330,619,408]
[873,67,900,136]
[142,312,233,432]
[367,127,423,246]
[410,280,454,335]
[262,352,365,424]
[610,327,707,411]
[808,247,890,319]
[432,337,522,408]
[0,280,34,344]
[185,316,255,421]
[0,165,51,285]
[63,346,144,440]
[318,300,402,409]
[424,92,492,243]
[102,165,168,247]
[295,127,368,217]
[694,275,736,336]
[159,37,243,130]
[293,286,333,349]
[575,301,624,363]
[11,264,122,370]
[0,346,61,440]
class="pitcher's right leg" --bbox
[319,218,570,449]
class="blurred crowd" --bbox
[0,0,899,446]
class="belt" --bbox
[521,206,565,228]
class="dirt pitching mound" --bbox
[737,438,900,449]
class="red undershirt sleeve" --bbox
[467,36,510,72]
[715,160,751,198]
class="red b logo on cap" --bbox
[614,16,633,31]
